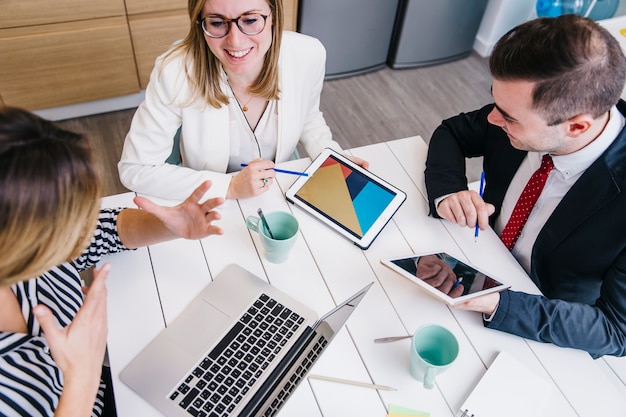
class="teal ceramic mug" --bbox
[409,324,459,389]
[246,211,299,263]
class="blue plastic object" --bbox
[585,0,620,20]
[536,0,619,19]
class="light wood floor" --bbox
[55,52,493,197]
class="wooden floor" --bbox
[55,52,493,197]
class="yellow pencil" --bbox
[307,374,396,391]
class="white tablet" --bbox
[381,252,510,305]
[285,148,406,249]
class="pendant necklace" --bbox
[227,78,262,158]
[227,79,253,112]
[239,96,253,112]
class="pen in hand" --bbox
[452,277,463,289]
[240,163,309,177]
[474,171,485,242]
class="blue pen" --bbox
[452,277,464,289]
[240,163,309,177]
[474,171,486,242]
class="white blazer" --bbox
[118,31,341,201]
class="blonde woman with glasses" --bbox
[119,0,368,202]
[0,107,224,416]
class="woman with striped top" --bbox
[0,107,225,416]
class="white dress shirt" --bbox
[226,99,278,173]
[496,106,625,273]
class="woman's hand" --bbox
[346,155,369,170]
[34,263,110,416]
[226,159,276,199]
[117,181,224,249]
[134,180,224,241]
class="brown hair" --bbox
[164,0,284,108]
[0,107,101,286]
[489,14,626,125]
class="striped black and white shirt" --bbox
[0,209,128,416]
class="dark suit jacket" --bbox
[425,101,626,358]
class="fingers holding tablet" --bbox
[382,252,509,305]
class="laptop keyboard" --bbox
[261,334,328,417]
[168,293,305,417]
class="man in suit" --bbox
[424,14,626,358]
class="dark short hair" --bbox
[0,107,101,284]
[489,14,626,125]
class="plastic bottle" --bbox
[536,0,584,17]
[536,0,619,19]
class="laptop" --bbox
[120,263,372,417]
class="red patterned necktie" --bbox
[500,154,554,250]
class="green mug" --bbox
[409,324,459,389]
[246,211,299,263]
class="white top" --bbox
[226,99,278,173]
[118,31,342,201]
[496,106,625,272]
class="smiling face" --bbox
[201,0,273,83]
[487,78,569,154]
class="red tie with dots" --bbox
[500,154,554,250]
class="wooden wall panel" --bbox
[0,18,140,110]
[284,0,299,31]
[129,11,190,88]
[0,0,126,28]
[125,0,187,16]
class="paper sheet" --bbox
[459,351,553,417]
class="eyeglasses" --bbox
[197,13,269,38]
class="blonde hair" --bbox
[163,0,284,108]
[0,107,101,286]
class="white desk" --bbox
[102,136,626,417]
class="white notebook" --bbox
[459,351,553,417]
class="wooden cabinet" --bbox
[0,0,139,110]
[284,0,299,31]
[129,11,190,89]
[0,18,139,110]
[1,0,299,111]
[126,0,189,89]
[0,0,126,28]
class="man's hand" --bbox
[454,292,500,316]
[416,255,464,298]
[437,190,495,230]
